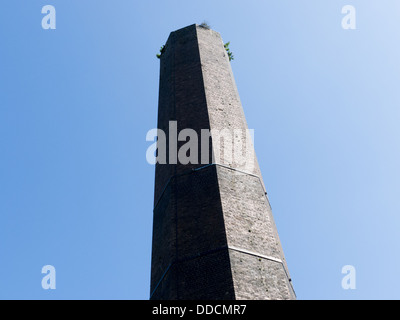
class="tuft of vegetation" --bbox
[224,42,234,61]
[156,45,166,59]
[199,21,211,29]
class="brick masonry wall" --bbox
[196,25,295,299]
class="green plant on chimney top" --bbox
[199,21,211,29]
[224,42,234,61]
[156,45,166,59]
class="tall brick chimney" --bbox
[150,24,295,300]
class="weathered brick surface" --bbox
[154,25,212,204]
[151,165,236,300]
[217,166,294,299]
[229,250,292,300]
[150,24,295,300]
[216,166,281,258]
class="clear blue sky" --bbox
[1,1,400,300]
